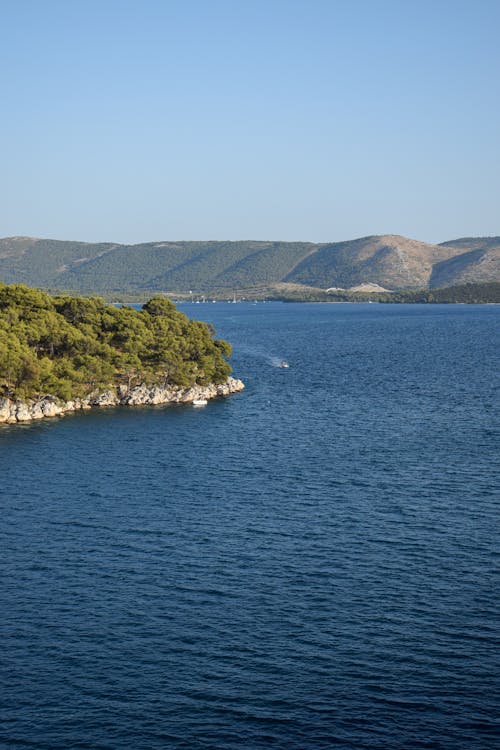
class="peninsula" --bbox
[0,284,243,424]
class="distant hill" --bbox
[285,235,465,290]
[0,234,498,295]
[431,237,500,288]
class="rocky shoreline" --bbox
[0,376,245,424]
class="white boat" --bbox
[279,361,290,368]
[192,399,208,407]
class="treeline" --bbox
[275,282,500,304]
[380,282,500,304]
[0,284,232,401]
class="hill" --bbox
[285,235,465,290]
[431,237,500,288]
[0,234,498,296]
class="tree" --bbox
[0,284,233,400]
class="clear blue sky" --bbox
[1,0,498,244]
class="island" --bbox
[0,284,244,424]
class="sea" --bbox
[1,302,499,750]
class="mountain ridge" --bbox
[0,234,498,294]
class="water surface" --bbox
[1,303,499,749]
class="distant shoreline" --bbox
[98,282,500,306]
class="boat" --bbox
[279,361,290,368]
[192,399,208,407]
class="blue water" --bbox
[1,303,499,750]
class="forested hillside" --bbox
[0,235,498,295]
[0,284,231,401]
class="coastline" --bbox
[0,376,244,425]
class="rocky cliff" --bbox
[0,377,244,424]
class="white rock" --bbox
[0,397,11,422]
[0,376,244,424]
[89,390,119,407]
[31,402,45,420]
[41,400,64,418]
[122,385,151,405]
[15,402,33,421]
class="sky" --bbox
[1,0,499,244]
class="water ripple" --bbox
[1,303,499,749]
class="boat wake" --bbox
[234,345,290,368]
[270,357,290,368]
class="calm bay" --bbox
[1,302,499,749]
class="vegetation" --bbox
[0,284,232,401]
[1,235,498,296]
[74,281,500,305]
[0,238,316,294]
[273,281,500,304]
[380,282,500,304]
